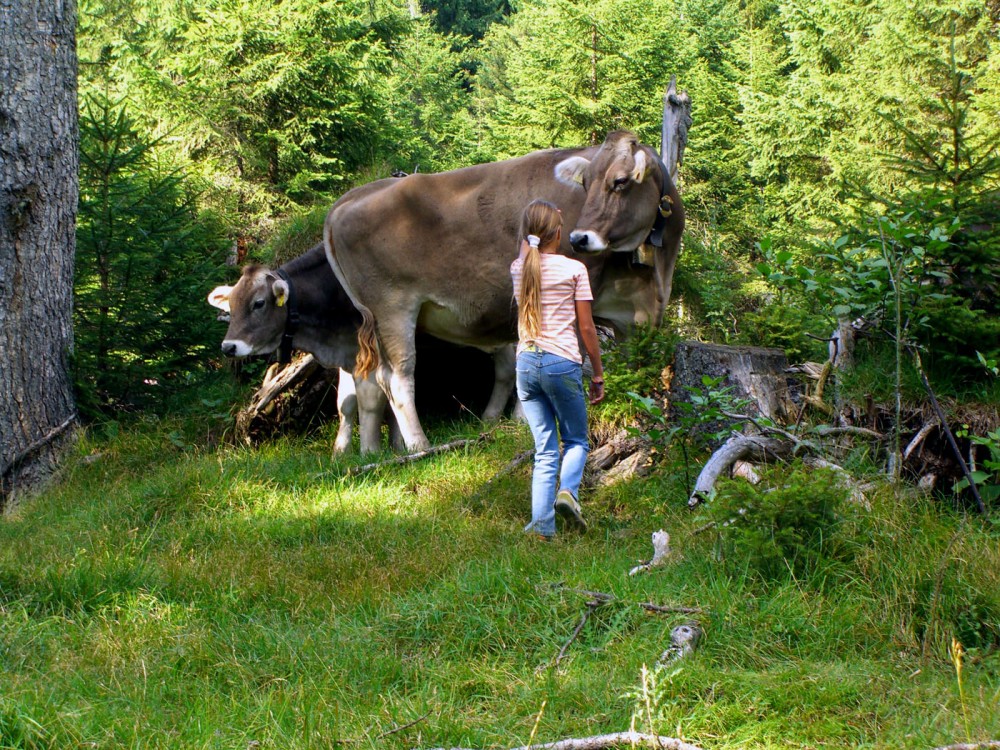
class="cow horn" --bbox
[632,149,649,183]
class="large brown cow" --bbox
[325,130,684,451]
[206,243,519,453]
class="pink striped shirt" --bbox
[510,253,593,364]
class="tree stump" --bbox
[670,341,801,428]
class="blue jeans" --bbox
[516,349,589,537]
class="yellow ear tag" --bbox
[275,292,287,308]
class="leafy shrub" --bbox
[75,94,231,416]
[701,464,852,583]
[598,324,678,420]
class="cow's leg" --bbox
[373,310,431,452]
[653,234,682,324]
[386,407,406,451]
[481,343,517,421]
[333,368,357,455]
[354,372,388,454]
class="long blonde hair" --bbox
[517,200,562,343]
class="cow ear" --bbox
[554,156,590,188]
[631,149,650,183]
[207,285,232,312]
[272,278,289,308]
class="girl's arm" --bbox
[575,299,605,404]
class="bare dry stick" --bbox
[547,585,705,617]
[334,434,491,478]
[337,711,431,744]
[912,350,985,514]
[804,359,834,415]
[467,449,535,506]
[639,602,704,616]
[810,425,885,440]
[421,732,705,750]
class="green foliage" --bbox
[75,94,230,416]
[628,374,753,453]
[954,426,1000,505]
[627,374,752,493]
[598,325,677,412]
[421,0,512,41]
[699,464,852,583]
[260,203,331,267]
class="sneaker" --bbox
[555,490,587,531]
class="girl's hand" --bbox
[589,378,605,404]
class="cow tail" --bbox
[355,308,380,381]
[324,217,381,380]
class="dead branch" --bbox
[337,711,430,744]
[1,412,77,481]
[719,411,808,449]
[467,449,534,506]
[810,425,885,440]
[629,530,672,576]
[423,733,704,750]
[804,359,834,415]
[550,599,604,670]
[335,434,491,478]
[545,585,615,603]
[546,585,704,616]
[640,603,704,616]
[688,435,794,508]
[912,350,985,514]
[252,355,318,414]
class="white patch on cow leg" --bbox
[511,398,527,422]
[482,344,516,421]
[377,362,430,453]
[222,339,254,357]
[355,373,388,455]
[568,230,607,253]
[333,368,357,455]
[387,410,406,452]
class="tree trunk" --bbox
[0,0,79,510]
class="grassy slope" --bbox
[1,414,998,750]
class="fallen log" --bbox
[688,435,794,507]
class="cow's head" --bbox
[554,130,665,254]
[207,265,291,357]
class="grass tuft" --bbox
[1,413,998,748]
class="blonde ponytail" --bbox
[516,201,562,345]
[518,236,542,342]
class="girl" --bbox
[511,200,605,539]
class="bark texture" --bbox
[671,341,800,427]
[0,0,78,509]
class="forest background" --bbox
[75,0,1000,413]
[2,0,999,747]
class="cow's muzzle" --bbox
[569,230,607,253]
[221,339,253,357]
